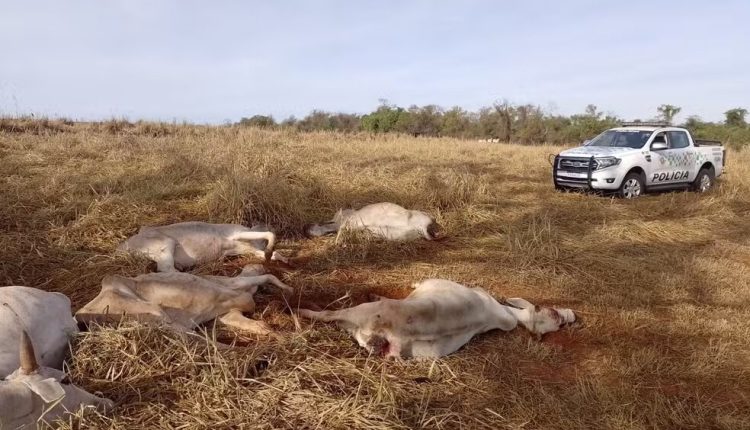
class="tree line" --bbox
[237,102,750,148]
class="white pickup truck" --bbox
[553,123,726,198]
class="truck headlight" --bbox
[593,157,621,170]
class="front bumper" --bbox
[552,155,624,191]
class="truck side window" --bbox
[652,133,666,144]
[667,131,689,149]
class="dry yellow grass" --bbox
[1,119,749,429]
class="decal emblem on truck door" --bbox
[658,152,707,167]
[652,171,689,182]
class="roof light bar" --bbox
[620,121,671,127]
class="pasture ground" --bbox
[1,119,749,429]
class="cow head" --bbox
[426,219,444,240]
[0,331,113,428]
[503,298,576,338]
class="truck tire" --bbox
[692,167,715,193]
[618,172,645,199]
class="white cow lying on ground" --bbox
[298,279,575,358]
[306,202,441,241]
[0,332,112,429]
[76,265,292,335]
[118,221,288,272]
[0,286,78,377]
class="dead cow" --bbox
[76,265,293,335]
[0,286,79,377]
[298,279,575,358]
[306,202,440,242]
[0,331,112,429]
[118,221,286,272]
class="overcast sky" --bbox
[1,0,748,123]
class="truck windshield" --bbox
[585,130,652,148]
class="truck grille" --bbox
[554,155,597,188]
[557,157,592,172]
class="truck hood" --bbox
[559,146,639,157]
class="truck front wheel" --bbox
[692,167,715,193]
[619,172,645,199]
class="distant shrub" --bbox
[295,111,361,133]
[361,102,406,133]
[102,118,135,135]
[238,115,276,128]
[0,116,70,135]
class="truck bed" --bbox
[694,139,722,146]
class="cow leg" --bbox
[245,248,267,262]
[230,230,276,256]
[269,250,290,264]
[252,274,294,297]
[297,308,342,321]
[218,309,273,335]
[223,274,293,297]
[298,301,381,325]
[239,264,266,277]
[410,331,477,359]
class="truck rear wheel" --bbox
[692,167,714,193]
[619,172,644,199]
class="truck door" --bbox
[645,132,668,186]
[649,131,692,185]
[667,130,699,181]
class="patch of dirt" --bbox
[518,361,579,384]
[542,329,581,351]
[520,329,603,384]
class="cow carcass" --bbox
[76,265,293,335]
[306,202,440,242]
[298,279,575,358]
[118,221,286,272]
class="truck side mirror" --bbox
[650,142,668,151]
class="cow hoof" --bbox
[270,250,291,265]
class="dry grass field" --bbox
[1,119,749,429]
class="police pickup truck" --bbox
[553,123,725,198]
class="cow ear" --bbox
[22,377,66,403]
